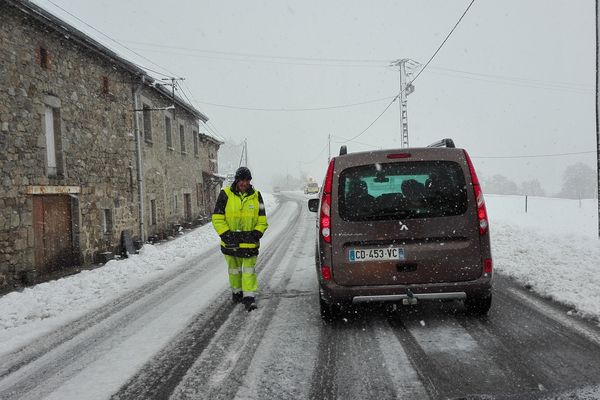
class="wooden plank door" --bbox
[33,195,75,273]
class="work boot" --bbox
[232,292,243,304]
[242,296,257,312]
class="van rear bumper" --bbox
[320,278,492,305]
[353,292,466,304]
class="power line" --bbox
[426,69,593,94]
[126,46,388,69]
[406,0,475,87]
[191,95,395,112]
[342,0,476,144]
[344,97,398,143]
[122,40,389,64]
[427,65,591,89]
[301,142,330,165]
[175,81,228,142]
[43,0,178,78]
[332,135,382,149]
[472,150,596,159]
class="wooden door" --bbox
[33,195,75,273]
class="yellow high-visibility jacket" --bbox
[212,185,268,257]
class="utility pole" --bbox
[244,138,248,167]
[160,77,184,118]
[390,59,420,148]
[596,0,600,237]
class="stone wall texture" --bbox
[0,3,217,291]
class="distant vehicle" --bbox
[222,173,235,189]
[273,186,281,193]
[308,139,493,320]
[304,182,319,194]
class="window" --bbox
[173,193,178,213]
[101,76,110,94]
[143,104,152,142]
[39,47,49,69]
[44,105,63,176]
[180,125,186,154]
[150,199,157,225]
[103,209,113,234]
[193,130,198,156]
[165,116,172,149]
[184,193,192,220]
[339,161,468,221]
[196,183,203,207]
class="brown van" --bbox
[308,139,493,320]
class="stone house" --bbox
[199,132,225,215]
[0,0,219,291]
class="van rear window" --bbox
[338,161,468,221]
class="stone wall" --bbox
[0,4,139,288]
[137,88,206,239]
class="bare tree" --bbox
[557,162,597,199]
[520,179,546,197]
[483,175,519,195]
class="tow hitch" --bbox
[402,288,418,305]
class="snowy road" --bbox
[1,193,600,399]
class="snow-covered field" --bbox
[0,193,599,358]
[486,194,600,323]
[0,194,279,356]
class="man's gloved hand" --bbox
[251,230,263,241]
[237,231,262,243]
[220,231,238,246]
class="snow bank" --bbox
[486,195,600,322]
[0,193,279,354]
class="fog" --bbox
[35,0,597,195]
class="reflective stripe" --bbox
[231,288,242,294]
[244,291,255,298]
[228,268,241,274]
[242,267,255,274]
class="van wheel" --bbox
[465,294,492,316]
[320,297,339,322]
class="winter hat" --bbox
[235,167,252,181]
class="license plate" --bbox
[348,247,405,262]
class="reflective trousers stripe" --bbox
[224,255,257,294]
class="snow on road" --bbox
[0,194,279,357]
[1,192,599,362]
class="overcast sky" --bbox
[33,0,596,193]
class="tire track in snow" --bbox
[309,307,414,400]
[0,202,289,400]
[0,201,285,381]
[111,198,303,400]
[0,250,225,400]
[168,198,310,400]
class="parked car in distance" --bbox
[308,139,493,320]
[304,181,320,195]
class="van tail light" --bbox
[484,258,493,274]
[320,159,335,243]
[464,150,489,236]
[321,265,332,281]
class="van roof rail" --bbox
[339,145,347,155]
[427,138,455,148]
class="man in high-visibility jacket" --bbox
[212,167,268,312]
